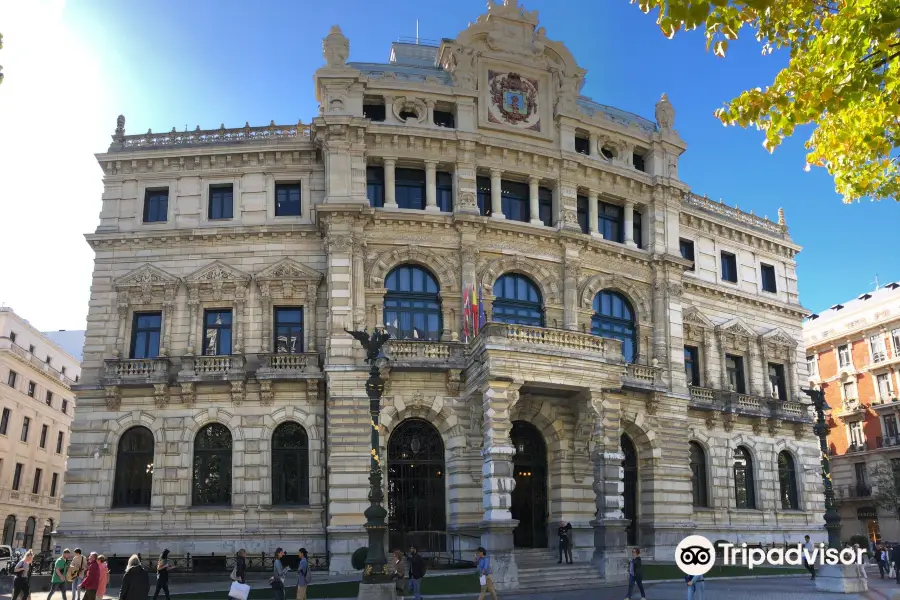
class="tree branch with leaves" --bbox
[634,0,900,203]
[868,460,900,520]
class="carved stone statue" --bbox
[322,25,349,67]
[655,93,675,134]
[449,47,477,89]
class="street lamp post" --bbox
[347,328,392,586]
[803,387,842,549]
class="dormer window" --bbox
[888,282,900,290]
[858,293,873,300]
[575,130,590,155]
[831,304,844,311]
[363,96,386,122]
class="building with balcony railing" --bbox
[0,308,80,553]
[804,281,900,544]
[60,2,820,587]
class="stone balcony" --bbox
[385,340,467,370]
[256,352,322,381]
[101,357,172,387]
[622,363,664,392]
[835,398,868,420]
[688,386,812,424]
[178,354,248,383]
[477,322,622,362]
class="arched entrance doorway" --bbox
[511,420,548,548]
[622,433,638,546]
[387,418,446,552]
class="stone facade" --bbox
[805,283,900,543]
[61,1,823,585]
[0,308,79,552]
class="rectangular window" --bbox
[6,370,16,388]
[208,185,234,220]
[363,102,386,122]
[436,172,453,213]
[8,332,15,344]
[32,468,41,494]
[367,166,385,208]
[476,176,492,217]
[130,312,162,359]
[679,239,695,271]
[20,417,30,442]
[721,251,738,283]
[26,381,35,398]
[50,473,58,498]
[395,168,426,210]
[433,109,455,128]
[885,414,899,440]
[203,309,233,356]
[576,195,589,234]
[761,263,777,293]
[893,328,900,357]
[633,211,643,249]
[143,189,169,223]
[61,399,68,414]
[499,180,529,223]
[56,431,64,454]
[0,408,9,435]
[39,425,48,449]
[598,201,623,242]
[274,183,302,217]
[684,345,700,386]
[870,334,887,364]
[854,460,867,484]
[574,135,590,155]
[838,344,851,368]
[538,186,553,227]
[726,354,746,394]
[61,366,66,376]
[274,307,304,354]
[45,356,51,365]
[45,391,52,406]
[28,345,35,354]
[877,373,894,401]
[12,463,23,491]
[633,153,646,172]
[843,380,858,401]
[807,355,817,377]
[768,363,786,400]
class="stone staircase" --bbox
[513,548,606,593]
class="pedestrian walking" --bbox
[67,548,86,600]
[624,547,646,600]
[11,549,34,600]
[153,549,173,600]
[475,547,498,600]
[119,555,150,600]
[686,574,705,600]
[878,544,888,579]
[49,549,71,600]
[408,545,427,600]
[557,521,573,564]
[853,544,868,580]
[802,535,816,580]
[96,555,109,599]
[79,552,101,600]
[892,542,900,583]
[233,549,247,585]
[272,547,290,600]
[390,549,407,595]
[296,548,311,600]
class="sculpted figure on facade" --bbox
[322,25,349,67]
[655,93,675,134]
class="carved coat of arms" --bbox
[487,71,540,131]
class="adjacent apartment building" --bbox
[805,282,900,543]
[61,1,820,587]
[0,308,80,552]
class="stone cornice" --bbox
[86,223,320,249]
[684,279,809,320]
[680,199,799,257]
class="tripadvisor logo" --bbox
[675,535,867,576]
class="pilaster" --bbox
[589,392,628,582]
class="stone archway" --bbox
[511,420,549,548]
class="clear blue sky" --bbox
[2,0,897,329]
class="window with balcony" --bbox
[50,473,58,498]
[384,265,442,341]
[0,408,9,436]
[870,334,887,364]
[6,370,16,388]
[733,446,755,509]
[395,168,426,210]
[28,345,34,354]
[26,381,35,398]
[592,291,637,363]
[855,461,868,488]
[113,426,154,507]
[598,201,623,242]
[761,263,777,293]
[436,172,453,212]
[56,431,64,454]
[131,312,162,359]
[849,421,865,448]
[208,184,234,220]
[884,414,899,442]
[367,166,385,208]
[726,354,746,394]
[203,309,233,356]
[12,463,22,491]
[40,425,47,449]
[777,451,799,509]
[143,189,169,223]
[721,251,738,283]
[21,417,30,442]
[61,367,66,376]
[893,328,900,357]
[45,391,52,406]
[32,468,42,494]
[8,332,15,344]
[689,441,708,507]
[492,273,544,327]
[877,373,894,401]
[274,308,304,353]
[768,363,787,400]
[684,346,700,386]
[192,423,232,506]
[843,380,859,401]
[838,344,851,368]
[679,239,695,271]
[275,183,301,217]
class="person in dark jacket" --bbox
[625,547,645,600]
[557,521,573,564]
[234,549,247,584]
[893,543,900,583]
[408,545,427,600]
[119,555,150,600]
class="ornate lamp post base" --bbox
[814,565,868,594]
[357,582,398,600]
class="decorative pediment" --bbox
[256,258,324,284]
[115,264,180,290]
[717,317,755,339]
[185,261,251,301]
[682,306,714,329]
[761,327,798,348]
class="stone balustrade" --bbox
[256,352,321,380]
[480,322,621,360]
[623,363,664,391]
[102,357,171,386]
[687,388,811,423]
[111,121,311,151]
[385,340,467,369]
[688,386,717,406]
[179,354,247,382]
[682,192,789,238]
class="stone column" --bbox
[460,244,478,338]
[352,235,367,330]
[528,176,542,225]
[234,293,246,353]
[748,339,762,396]
[480,379,519,590]
[786,351,798,402]
[323,218,356,364]
[384,158,397,208]
[588,191,599,235]
[650,264,667,365]
[186,287,200,355]
[306,283,318,353]
[115,298,128,358]
[490,168,504,219]
[259,285,272,352]
[624,201,636,248]
[717,330,728,389]
[563,254,581,331]
[759,339,771,398]
[703,330,716,388]
[424,160,439,212]
[425,99,435,126]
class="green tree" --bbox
[869,460,900,520]
[634,1,900,203]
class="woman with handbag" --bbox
[271,547,290,600]
[228,550,250,600]
[153,549,173,600]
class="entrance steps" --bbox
[513,548,606,592]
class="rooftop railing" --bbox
[110,121,311,152]
[682,192,788,238]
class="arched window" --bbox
[384,265,442,341]
[23,517,36,550]
[2,515,15,546]
[778,451,799,510]
[272,422,310,506]
[733,446,755,509]
[113,426,155,507]
[689,442,708,507]
[41,520,53,553]
[591,291,637,363]
[492,273,544,327]
[192,424,232,506]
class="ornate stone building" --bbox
[61,1,822,587]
